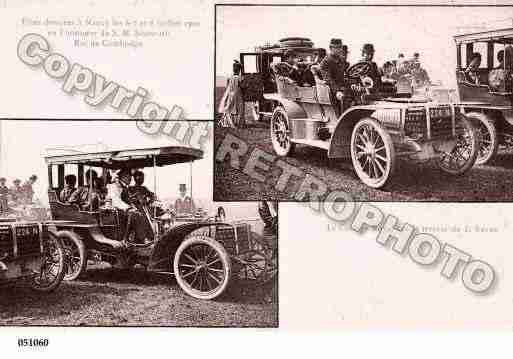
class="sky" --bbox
[216,6,513,88]
[0,120,213,205]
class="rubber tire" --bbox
[173,235,231,300]
[30,232,66,293]
[270,106,296,157]
[350,117,396,189]
[467,112,498,165]
[437,114,479,176]
[58,230,87,281]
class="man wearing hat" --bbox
[9,179,23,204]
[320,38,350,114]
[0,178,9,214]
[21,174,38,204]
[174,183,195,216]
[360,43,382,93]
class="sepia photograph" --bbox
[0,120,277,327]
[214,5,513,202]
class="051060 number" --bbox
[17,338,49,347]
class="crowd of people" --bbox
[218,38,432,127]
[0,175,38,214]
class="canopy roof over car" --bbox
[454,27,513,44]
[44,146,204,169]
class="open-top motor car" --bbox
[240,37,479,188]
[45,146,275,299]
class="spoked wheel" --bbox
[234,249,268,284]
[234,234,278,285]
[59,231,87,281]
[271,106,295,156]
[351,118,396,188]
[30,232,65,292]
[467,112,498,165]
[174,235,231,300]
[437,115,478,175]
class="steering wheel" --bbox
[347,61,371,79]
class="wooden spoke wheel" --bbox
[437,115,478,175]
[30,233,65,292]
[59,231,87,281]
[351,118,396,188]
[271,106,295,156]
[174,236,231,300]
[234,236,277,286]
[467,112,498,165]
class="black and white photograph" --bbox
[215,5,513,201]
[0,120,277,327]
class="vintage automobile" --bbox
[44,146,276,299]
[0,217,65,292]
[454,27,513,164]
[240,37,326,122]
[240,37,479,188]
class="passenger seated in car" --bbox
[68,169,100,211]
[271,50,302,84]
[464,52,481,85]
[109,169,150,244]
[59,174,77,203]
[296,59,316,87]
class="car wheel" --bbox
[173,235,231,300]
[271,106,295,156]
[350,117,396,189]
[30,232,65,292]
[437,114,479,175]
[59,230,87,281]
[467,112,498,165]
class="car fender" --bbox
[148,221,230,271]
[263,93,308,119]
[328,106,377,158]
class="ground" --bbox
[0,264,278,327]
[214,124,513,202]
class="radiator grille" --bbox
[404,108,426,139]
[214,223,252,255]
[429,106,454,140]
[0,226,14,260]
[15,225,41,258]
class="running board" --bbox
[291,139,330,150]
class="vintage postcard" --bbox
[1,1,513,358]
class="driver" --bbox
[359,43,382,93]
[319,38,350,113]
[129,171,156,204]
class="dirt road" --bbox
[0,265,277,327]
[214,126,513,202]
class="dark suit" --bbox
[319,54,349,93]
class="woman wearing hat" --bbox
[218,60,245,128]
